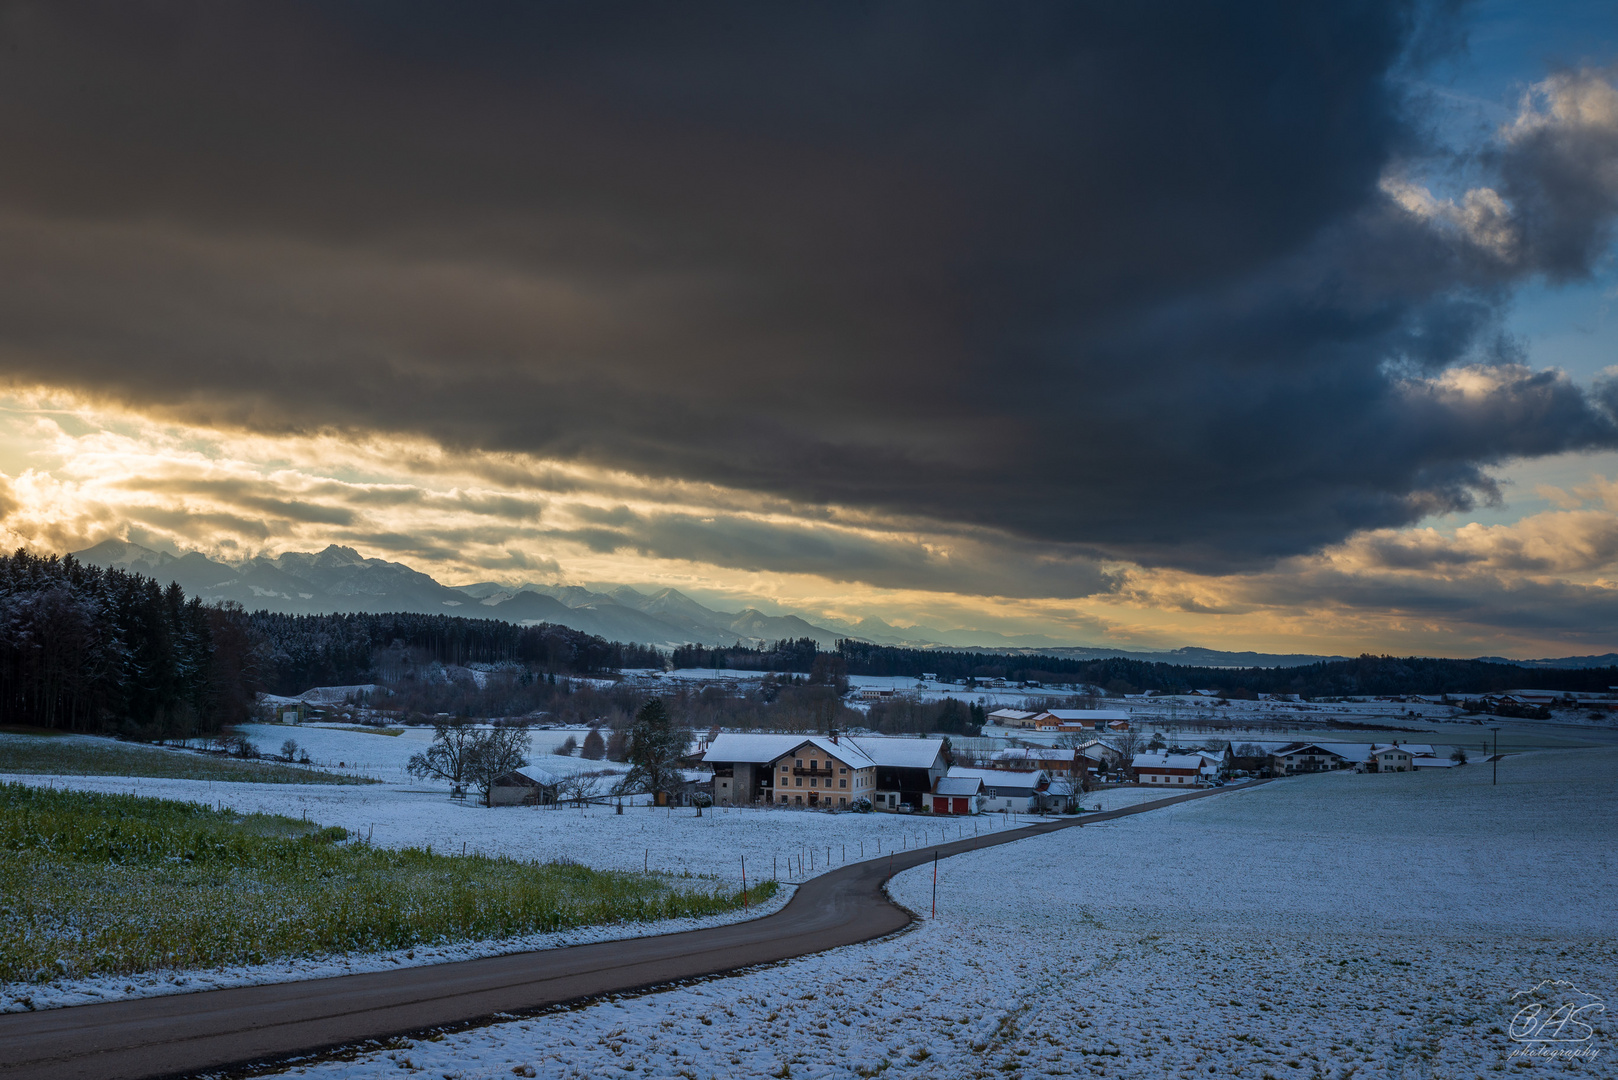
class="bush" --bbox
[555,735,579,756]
[692,792,712,808]
[850,797,873,813]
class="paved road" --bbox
[0,782,1259,1080]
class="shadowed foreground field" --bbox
[0,732,372,785]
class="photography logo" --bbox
[1506,979,1605,1062]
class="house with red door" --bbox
[930,774,985,815]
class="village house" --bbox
[1131,753,1204,786]
[943,766,1049,813]
[1368,744,1417,772]
[702,731,948,811]
[990,746,1081,775]
[986,708,1039,728]
[487,764,563,807]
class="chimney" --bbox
[829,728,839,744]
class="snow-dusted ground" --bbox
[229,723,627,784]
[0,763,1045,1014]
[265,747,1615,1079]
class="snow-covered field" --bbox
[264,747,1615,1079]
[227,722,628,784]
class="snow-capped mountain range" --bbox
[69,540,1611,668]
[72,540,846,649]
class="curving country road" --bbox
[0,782,1260,1080]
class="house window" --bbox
[795,777,803,787]
[839,779,847,788]
[839,767,847,774]
[810,778,817,787]
[796,759,803,767]
[810,760,818,770]
[839,797,847,807]
[781,764,789,772]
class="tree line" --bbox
[0,551,258,738]
[674,636,1618,698]
[251,611,662,695]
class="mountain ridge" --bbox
[67,540,1609,668]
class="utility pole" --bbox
[1490,727,1500,786]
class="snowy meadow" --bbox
[265,746,1616,1080]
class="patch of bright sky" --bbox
[1401,1,1618,530]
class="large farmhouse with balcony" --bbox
[702,732,948,811]
[767,736,877,809]
[1270,743,1350,775]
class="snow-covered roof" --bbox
[510,764,563,785]
[987,709,1037,721]
[1274,744,1347,759]
[1412,757,1460,768]
[845,736,946,769]
[936,776,984,797]
[701,733,803,764]
[781,736,876,769]
[1133,753,1204,770]
[698,732,943,770]
[992,747,1077,763]
[1044,777,1079,796]
[948,765,1045,790]
[1370,743,1434,757]
[1037,709,1131,722]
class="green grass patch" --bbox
[310,724,406,737]
[0,782,774,982]
[0,734,374,785]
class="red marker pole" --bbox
[741,855,747,910]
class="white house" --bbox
[1368,744,1417,772]
[944,766,1048,813]
[1131,753,1204,786]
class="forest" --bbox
[0,551,257,738]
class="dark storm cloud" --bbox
[0,1,1615,574]
[550,507,1116,599]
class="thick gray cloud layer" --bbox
[0,1,1615,574]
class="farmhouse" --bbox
[1131,753,1204,786]
[1270,743,1350,775]
[986,708,1038,728]
[487,764,563,807]
[1032,709,1131,732]
[702,732,948,811]
[767,736,877,809]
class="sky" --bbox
[0,1,1616,659]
